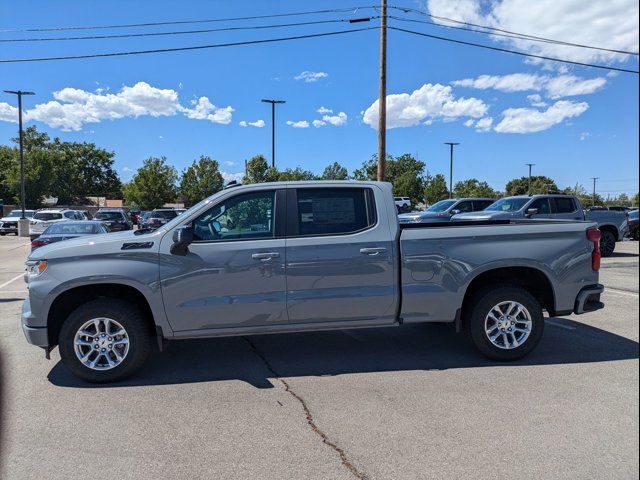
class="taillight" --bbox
[31,239,45,248]
[587,227,601,271]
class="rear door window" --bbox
[473,200,494,211]
[553,197,577,213]
[294,188,374,236]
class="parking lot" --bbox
[0,235,637,479]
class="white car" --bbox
[29,209,82,240]
[394,197,411,212]
[0,209,36,235]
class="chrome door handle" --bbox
[252,252,280,261]
[359,247,387,256]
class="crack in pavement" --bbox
[245,337,369,480]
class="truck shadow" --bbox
[48,318,639,389]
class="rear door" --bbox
[552,197,584,220]
[284,186,397,325]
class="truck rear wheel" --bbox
[599,230,616,257]
[467,286,544,361]
[58,299,151,383]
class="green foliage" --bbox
[242,155,279,184]
[1,126,121,207]
[320,162,349,180]
[276,167,317,181]
[180,156,224,206]
[562,183,603,207]
[505,175,559,196]
[122,157,178,210]
[353,153,426,204]
[424,173,449,205]
[453,179,500,199]
[632,192,639,207]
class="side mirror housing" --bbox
[170,225,193,256]
[525,208,538,217]
[450,209,461,216]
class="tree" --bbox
[424,173,449,205]
[180,156,224,206]
[321,162,348,180]
[453,179,500,199]
[505,175,559,196]
[242,154,279,184]
[277,167,316,181]
[632,192,639,207]
[353,153,426,204]
[122,157,178,209]
[562,183,603,207]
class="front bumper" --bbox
[21,298,49,347]
[574,284,605,314]
[0,226,17,233]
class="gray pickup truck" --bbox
[22,181,605,382]
[453,194,628,256]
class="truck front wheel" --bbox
[58,299,151,383]
[467,286,544,361]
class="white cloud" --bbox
[464,119,475,127]
[322,111,347,126]
[221,171,244,183]
[453,73,607,98]
[182,97,233,124]
[294,71,329,83]
[475,117,494,132]
[312,119,326,128]
[7,82,234,131]
[580,132,591,141]
[362,83,488,129]
[122,166,134,173]
[317,106,333,114]
[0,102,19,123]
[286,120,310,128]
[427,0,638,65]
[494,100,589,133]
[526,94,548,107]
[239,119,265,128]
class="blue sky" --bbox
[1,0,638,196]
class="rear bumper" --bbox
[574,284,605,314]
[21,298,49,347]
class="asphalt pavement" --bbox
[0,235,637,479]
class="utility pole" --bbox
[3,89,35,237]
[377,0,387,181]
[525,163,535,195]
[261,99,285,168]
[444,142,459,199]
[591,177,599,206]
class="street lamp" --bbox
[591,177,599,207]
[3,89,35,237]
[525,163,535,195]
[261,99,286,168]
[444,142,459,199]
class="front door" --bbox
[159,188,288,332]
[284,186,397,325]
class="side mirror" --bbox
[525,208,538,217]
[170,225,193,256]
[450,209,461,216]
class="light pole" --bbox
[525,163,535,195]
[4,89,35,237]
[261,99,285,168]
[377,0,387,181]
[444,142,459,198]
[591,177,599,207]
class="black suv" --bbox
[93,209,133,232]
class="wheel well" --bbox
[598,225,618,239]
[47,284,155,346]
[461,267,556,325]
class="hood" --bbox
[452,211,515,221]
[28,229,165,260]
[0,216,19,222]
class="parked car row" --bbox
[400,194,635,257]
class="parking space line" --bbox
[0,273,24,290]
[547,319,576,330]
[605,288,639,297]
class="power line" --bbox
[390,5,639,56]
[0,27,377,63]
[389,15,639,56]
[0,18,378,43]
[0,6,377,33]
[389,26,640,74]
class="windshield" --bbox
[150,210,178,219]
[44,222,101,234]
[7,211,33,218]
[95,212,123,220]
[485,198,530,212]
[426,200,457,212]
[33,212,63,221]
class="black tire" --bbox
[59,299,152,383]
[599,230,616,257]
[467,285,545,361]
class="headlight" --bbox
[25,260,47,281]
